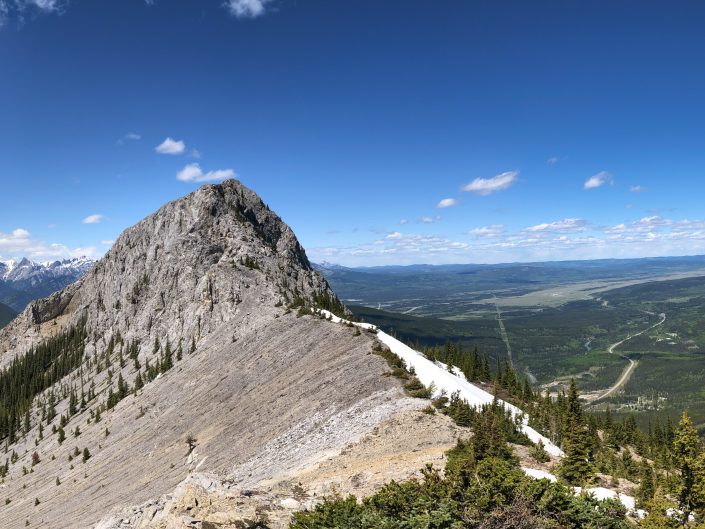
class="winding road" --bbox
[593,312,666,401]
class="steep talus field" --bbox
[0,180,441,529]
[5,310,414,528]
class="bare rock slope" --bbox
[0,180,444,529]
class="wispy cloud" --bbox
[28,0,62,10]
[399,219,409,225]
[100,239,115,246]
[629,185,646,193]
[116,132,141,145]
[0,0,65,26]
[418,215,441,224]
[0,227,98,260]
[462,171,518,196]
[547,156,559,166]
[82,214,105,225]
[176,163,236,183]
[224,0,273,18]
[583,171,612,190]
[467,224,505,239]
[524,218,587,233]
[436,198,458,209]
[309,211,705,266]
[155,137,186,155]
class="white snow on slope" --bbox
[522,467,557,482]
[318,310,564,457]
[317,311,649,516]
[523,468,641,516]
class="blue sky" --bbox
[1,0,705,266]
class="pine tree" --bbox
[117,373,129,400]
[692,450,705,520]
[557,379,594,485]
[635,461,656,508]
[134,371,144,393]
[23,410,30,435]
[673,411,700,519]
[56,427,65,445]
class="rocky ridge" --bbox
[0,180,444,529]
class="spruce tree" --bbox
[635,461,656,508]
[557,379,594,485]
[56,427,65,445]
[673,411,700,519]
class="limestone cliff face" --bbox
[1,179,336,364]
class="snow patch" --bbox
[524,468,640,515]
[318,310,564,457]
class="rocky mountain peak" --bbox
[0,179,339,363]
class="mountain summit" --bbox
[0,180,437,529]
[1,179,337,361]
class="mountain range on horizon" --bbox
[0,256,94,314]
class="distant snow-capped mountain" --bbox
[0,257,94,312]
[312,260,352,274]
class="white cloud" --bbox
[462,171,518,196]
[583,171,612,190]
[436,198,458,209]
[308,212,705,266]
[0,228,99,261]
[176,163,236,183]
[224,0,273,18]
[524,218,587,233]
[630,185,646,193]
[467,224,505,239]
[189,148,202,159]
[27,0,62,11]
[547,156,559,166]
[155,137,186,155]
[82,214,105,225]
[0,0,64,25]
[399,219,409,225]
[117,132,141,145]
[418,215,441,224]
[101,240,115,246]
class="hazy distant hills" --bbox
[315,255,705,312]
[0,256,94,313]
